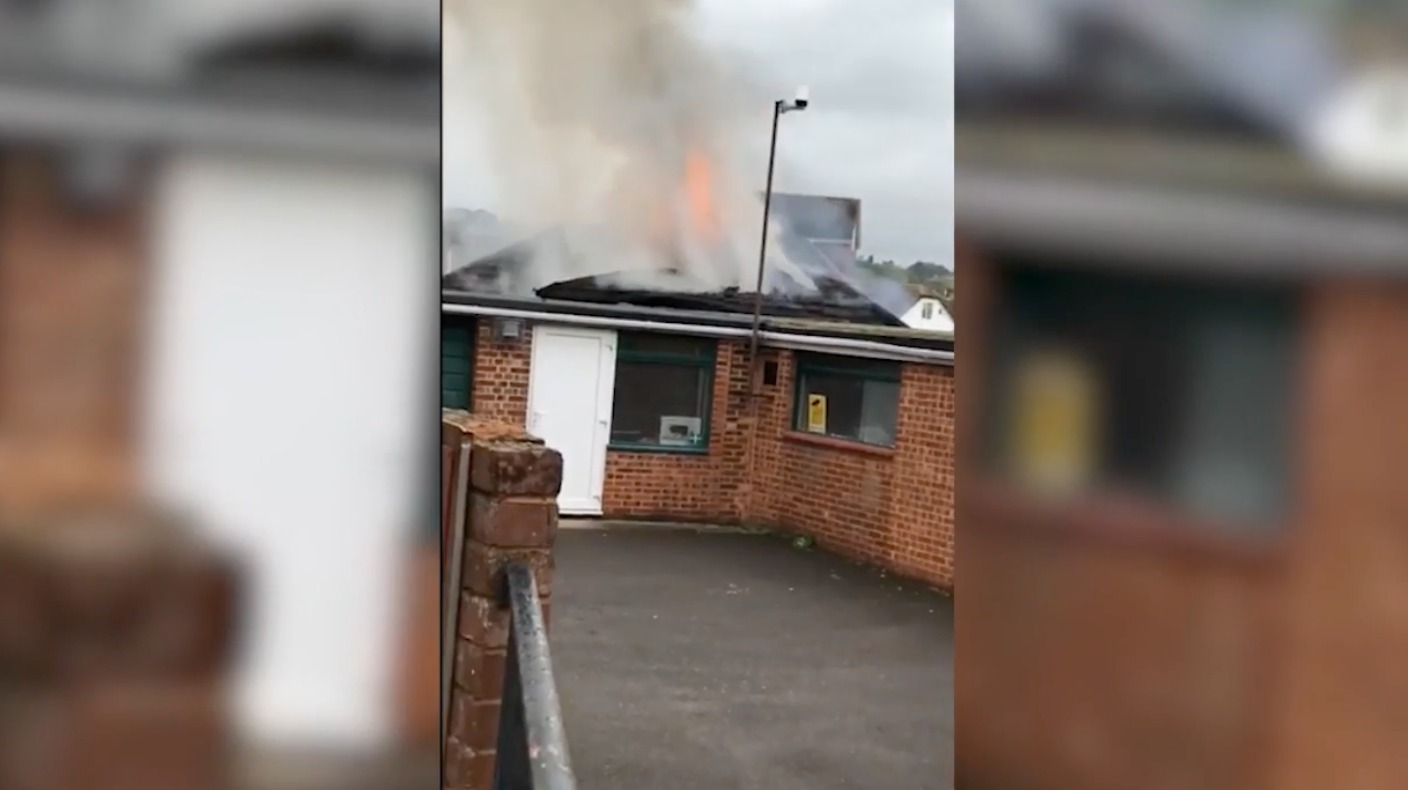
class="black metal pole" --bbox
[749,100,783,363]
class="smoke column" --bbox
[446,0,799,292]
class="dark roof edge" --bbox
[956,167,1408,277]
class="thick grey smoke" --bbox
[446,0,807,293]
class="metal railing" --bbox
[493,561,576,790]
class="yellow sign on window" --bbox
[1007,348,1099,496]
[806,394,827,433]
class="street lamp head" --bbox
[779,85,810,114]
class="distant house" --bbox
[1309,66,1408,184]
[900,284,955,333]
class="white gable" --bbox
[1308,68,1408,188]
[901,297,955,333]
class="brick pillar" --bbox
[0,507,241,790]
[442,412,562,790]
[0,149,149,513]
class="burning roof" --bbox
[441,194,914,327]
[955,0,1344,143]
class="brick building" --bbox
[441,295,956,589]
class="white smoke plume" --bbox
[446,0,805,293]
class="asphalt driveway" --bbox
[552,524,954,789]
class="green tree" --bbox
[907,261,952,284]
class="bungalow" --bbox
[442,210,957,589]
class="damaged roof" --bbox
[955,0,1408,275]
[442,197,917,327]
[535,274,905,326]
[955,0,1344,142]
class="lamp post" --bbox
[749,87,810,361]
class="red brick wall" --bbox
[602,340,751,523]
[752,350,956,587]
[464,323,957,588]
[470,321,533,424]
[886,363,957,583]
[1270,280,1408,790]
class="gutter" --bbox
[441,302,954,366]
[957,167,1408,276]
[0,79,438,164]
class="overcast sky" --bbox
[444,0,954,266]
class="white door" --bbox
[526,326,616,515]
[144,152,434,750]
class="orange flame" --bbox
[683,148,721,240]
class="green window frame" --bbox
[442,319,474,410]
[609,333,716,453]
[792,353,903,447]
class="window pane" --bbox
[860,380,901,446]
[983,265,1297,527]
[619,332,712,358]
[610,362,710,447]
[441,322,474,410]
[1169,303,1295,526]
[795,368,900,447]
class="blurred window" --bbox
[984,266,1299,528]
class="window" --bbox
[983,266,1299,528]
[793,354,902,447]
[442,319,474,409]
[609,333,714,452]
[921,301,934,320]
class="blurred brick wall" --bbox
[465,328,957,589]
[0,150,146,513]
[1270,281,1408,790]
[0,510,242,790]
[955,517,1277,790]
[953,245,1279,790]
